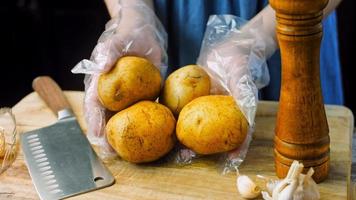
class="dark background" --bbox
[0,0,355,119]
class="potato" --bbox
[176,95,248,155]
[98,56,162,111]
[106,101,176,163]
[160,65,210,116]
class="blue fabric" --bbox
[153,0,343,105]
[320,12,343,105]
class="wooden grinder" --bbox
[269,0,330,183]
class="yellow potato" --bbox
[160,65,210,116]
[176,95,248,155]
[106,101,176,163]
[98,56,162,111]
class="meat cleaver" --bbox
[21,76,115,200]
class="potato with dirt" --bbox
[176,95,248,155]
[106,101,176,163]
[160,65,210,116]
[98,56,162,111]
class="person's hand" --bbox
[197,38,253,95]
[198,38,260,127]
[194,15,274,173]
[73,1,167,74]
[72,1,167,157]
[92,4,165,72]
[197,15,272,125]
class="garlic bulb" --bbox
[261,161,320,200]
[236,171,261,199]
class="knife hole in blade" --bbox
[34,153,46,159]
[32,149,44,155]
[31,145,43,151]
[28,138,39,143]
[94,176,104,182]
[43,175,55,180]
[36,157,48,163]
[49,189,62,194]
[27,134,38,139]
[29,142,41,147]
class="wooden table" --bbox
[0,91,354,199]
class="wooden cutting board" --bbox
[0,91,353,200]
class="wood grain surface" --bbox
[0,91,353,199]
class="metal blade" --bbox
[21,114,114,200]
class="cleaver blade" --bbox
[21,76,114,200]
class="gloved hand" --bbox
[197,15,274,125]
[73,1,167,74]
[72,1,167,156]
[193,15,275,174]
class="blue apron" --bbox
[153,0,343,105]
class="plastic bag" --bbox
[176,15,270,173]
[0,107,18,174]
[71,1,168,157]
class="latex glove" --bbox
[72,1,167,156]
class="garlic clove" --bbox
[237,174,261,199]
[261,191,273,200]
[306,167,315,178]
[302,167,320,200]
[303,175,320,199]
[303,185,320,200]
[286,161,304,180]
[293,183,305,200]
[276,179,298,200]
[272,179,293,199]
[271,161,303,200]
[266,179,280,195]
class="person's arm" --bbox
[104,0,154,18]
[243,0,343,58]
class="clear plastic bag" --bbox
[0,107,18,174]
[71,1,168,157]
[176,15,270,173]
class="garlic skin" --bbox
[237,174,261,199]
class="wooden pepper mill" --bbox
[269,0,330,183]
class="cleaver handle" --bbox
[32,76,72,116]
